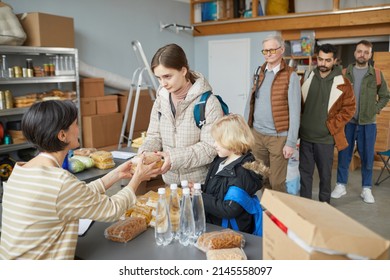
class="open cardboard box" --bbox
[261,189,390,260]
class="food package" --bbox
[68,158,85,173]
[90,150,115,170]
[104,217,147,243]
[130,152,164,171]
[72,155,94,168]
[196,229,245,253]
[206,248,247,260]
[73,147,97,157]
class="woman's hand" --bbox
[130,154,162,188]
[156,151,172,174]
[115,160,135,180]
[101,160,134,190]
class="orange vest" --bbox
[248,59,294,132]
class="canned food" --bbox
[27,68,34,77]
[8,67,14,78]
[4,90,13,109]
[0,91,5,110]
[13,66,22,78]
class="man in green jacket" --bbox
[332,40,390,204]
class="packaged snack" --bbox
[91,150,115,170]
[73,147,97,157]
[104,217,147,243]
[90,150,113,162]
[206,248,247,260]
[196,229,245,252]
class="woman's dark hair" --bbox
[150,43,198,84]
[21,100,78,152]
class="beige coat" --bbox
[139,72,224,184]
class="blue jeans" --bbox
[337,122,377,187]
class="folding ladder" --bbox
[118,40,158,149]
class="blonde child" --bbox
[200,114,269,235]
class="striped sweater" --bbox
[0,163,136,260]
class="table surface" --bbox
[76,222,262,260]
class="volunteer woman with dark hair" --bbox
[0,100,161,260]
[139,43,224,184]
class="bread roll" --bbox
[131,152,163,171]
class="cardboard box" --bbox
[80,98,96,116]
[82,113,122,148]
[261,190,390,260]
[117,90,154,139]
[80,78,105,98]
[18,12,74,48]
[81,95,118,116]
[96,95,118,115]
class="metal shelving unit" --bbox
[0,45,81,156]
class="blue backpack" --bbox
[222,186,263,237]
[193,91,229,129]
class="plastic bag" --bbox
[104,217,147,243]
[195,229,245,253]
[286,147,300,195]
[206,248,247,260]
[0,3,26,46]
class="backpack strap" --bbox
[342,67,381,87]
[194,91,212,129]
[374,68,382,87]
[221,186,263,236]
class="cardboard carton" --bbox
[261,189,390,260]
[117,90,154,139]
[81,95,118,116]
[18,12,74,48]
[82,113,122,148]
[80,78,105,98]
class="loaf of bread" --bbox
[104,217,147,243]
[196,229,245,252]
[130,152,163,171]
[73,148,97,157]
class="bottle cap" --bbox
[181,180,188,187]
[158,187,166,195]
[194,183,201,190]
[170,183,178,190]
[182,187,190,195]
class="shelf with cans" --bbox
[0,45,81,160]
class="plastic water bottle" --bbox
[179,187,195,246]
[192,183,206,240]
[169,183,181,240]
[155,188,173,246]
[180,180,188,189]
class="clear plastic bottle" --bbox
[169,183,181,240]
[179,187,195,246]
[192,183,206,240]
[181,180,189,189]
[155,187,173,246]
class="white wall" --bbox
[5,0,194,91]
